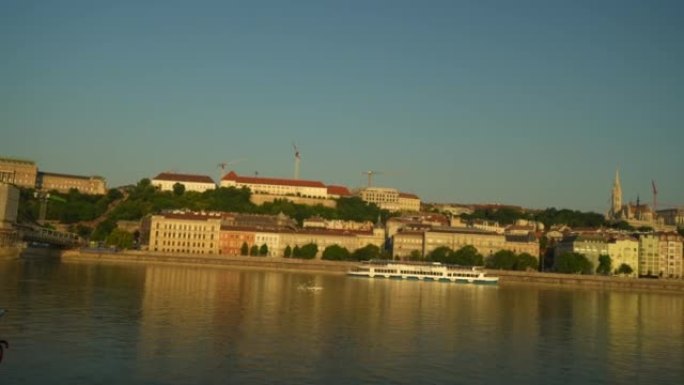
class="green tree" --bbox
[555,252,593,274]
[408,250,422,261]
[427,246,453,263]
[486,250,517,270]
[250,245,259,256]
[284,245,292,258]
[515,253,538,271]
[173,182,185,196]
[596,254,612,275]
[71,224,93,239]
[298,243,318,259]
[678,227,684,237]
[91,218,116,241]
[351,244,381,261]
[452,245,483,266]
[240,242,249,256]
[322,244,351,261]
[105,228,133,249]
[259,244,269,256]
[616,263,634,275]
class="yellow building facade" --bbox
[144,213,221,255]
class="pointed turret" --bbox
[610,169,623,218]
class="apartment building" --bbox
[143,212,221,255]
[607,236,639,277]
[0,157,38,188]
[221,171,328,198]
[37,172,107,195]
[658,233,683,278]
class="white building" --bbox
[152,172,216,193]
[220,171,328,198]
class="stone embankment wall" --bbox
[249,194,337,208]
[61,250,353,273]
[491,269,684,293]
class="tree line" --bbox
[553,252,634,275]
[19,178,391,244]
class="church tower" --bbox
[610,169,622,218]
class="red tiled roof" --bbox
[153,172,215,184]
[222,171,325,188]
[327,185,351,196]
[398,192,420,200]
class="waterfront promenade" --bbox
[59,249,684,294]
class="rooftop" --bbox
[327,185,351,196]
[398,192,420,200]
[222,171,326,188]
[39,171,105,181]
[153,172,215,184]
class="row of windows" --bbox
[156,240,214,248]
[154,247,214,254]
[155,231,214,240]
[156,223,215,231]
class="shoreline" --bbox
[50,249,684,294]
[61,249,354,274]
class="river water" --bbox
[0,258,682,385]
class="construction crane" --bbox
[217,159,246,182]
[362,170,383,187]
[292,143,301,180]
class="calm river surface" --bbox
[0,258,682,384]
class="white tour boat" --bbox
[348,260,499,284]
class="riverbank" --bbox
[59,249,684,293]
[61,249,354,273]
[493,269,684,293]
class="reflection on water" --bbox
[0,259,682,385]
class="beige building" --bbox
[424,227,506,257]
[359,187,421,212]
[658,233,683,279]
[302,217,373,231]
[607,236,639,277]
[142,212,221,255]
[0,157,38,188]
[398,192,421,212]
[0,156,106,195]
[504,233,540,257]
[152,172,216,193]
[638,234,660,277]
[278,227,385,259]
[38,172,107,195]
[392,225,539,261]
[392,230,425,259]
[555,232,609,271]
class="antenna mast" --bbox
[293,143,301,180]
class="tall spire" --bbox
[610,169,622,218]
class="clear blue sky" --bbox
[2,0,683,212]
